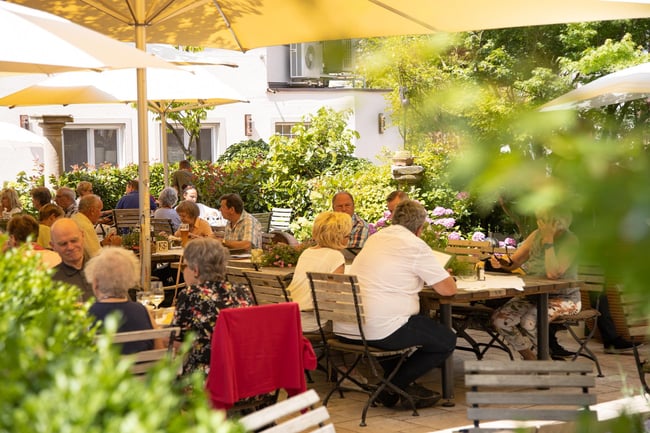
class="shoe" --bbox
[374,389,399,408]
[400,383,441,409]
[550,344,575,359]
[604,337,642,354]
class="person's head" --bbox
[332,191,355,217]
[76,181,93,197]
[387,190,409,214]
[85,247,139,299]
[30,187,52,211]
[183,237,229,284]
[39,203,64,226]
[158,187,178,209]
[50,218,84,267]
[54,187,75,210]
[77,194,103,225]
[7,214,39,246]
[312,211,353,249]
[125,179,139,193]
[392,199,428,235]
[179,160,191,171]
[175,200,200,225]
[1,188,21,212]
[182,186,198,203]
[219,193,244,223]
[536,208,573,232]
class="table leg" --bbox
[536,293,550,360]
[439,304,455,406]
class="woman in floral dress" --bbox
[171,237,254,376]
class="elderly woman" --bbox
[491,208,580,361]
[171,237,254,376]
[174,200,213,240]
[87,247,161,354]
[1,188,22,219]
[286,211,352,332]
[181,185,223,225]
[154,187,182,232]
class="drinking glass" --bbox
[151,281,164,309]
[179,223,190,247]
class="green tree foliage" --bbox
[263,107,359,215]
[216,139,269,164]
[0,237,243,432]
[159,104,211,159]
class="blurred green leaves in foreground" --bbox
[0,236,243,433]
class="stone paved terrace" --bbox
[299,330,649,433]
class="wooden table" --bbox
[419,275,582,406]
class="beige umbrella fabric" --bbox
[0,1,175,74]
[8,0,650,51]
[539,62,650,111]
[0,66,246,182]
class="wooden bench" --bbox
[620,289,650,394]
[461,360,596,433]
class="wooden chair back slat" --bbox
[239,389,335,433]
[111,326,179,376]
[151,217,174,234]
[244,271,291,305]
[113,209,140,230]
[308,273,361,324]
[445,239,492,263]
[463,360,596,427]
[270,207,292,232]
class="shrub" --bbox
[0,236,243,433]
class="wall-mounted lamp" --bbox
[20,114,30,130]
[244,114,253,136]
[378,113,386,134]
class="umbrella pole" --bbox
[161,109,169,187]
[135,8,151,292]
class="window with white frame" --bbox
[274,122,300,138]
[62,127,120,171]
[166,125,217,163]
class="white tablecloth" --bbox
[457,274,525,292]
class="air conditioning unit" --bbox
[290,43,323,79]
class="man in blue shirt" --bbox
[116,179,157,210]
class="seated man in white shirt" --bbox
[334,199,457,409]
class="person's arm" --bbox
[432,275,458,296]
[489,231,533,272]
[538,220,578,279]
[223,238,251,250]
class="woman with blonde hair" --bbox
[1,187,22,219]
[286,211,352,332]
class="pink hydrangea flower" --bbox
[448,231,462,240]
[471,231,486,241]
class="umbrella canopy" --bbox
[0,1,176,74]
[0,121,57,186]
[0,66,246,184]
[8,0,650,51]
[540,62,650,111]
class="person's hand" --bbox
[537,217,559,243]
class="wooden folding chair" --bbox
[112,327,180,376]
[243,271,291,305]
[270,207,292,232]
[308,272,419,427]
[112,208,140,232]
[620,289,650,394]
[251,212,271,233]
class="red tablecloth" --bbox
[206,302,316,409]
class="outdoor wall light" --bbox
[244,114,253,136]
[378,113,386,134]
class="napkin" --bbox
[457,275,525,292]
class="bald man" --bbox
[50,218,93,301]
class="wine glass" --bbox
[150,281,164,309]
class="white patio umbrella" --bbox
[0,66,246,182]
[0,121,57,186]
[0,1,175,74]
[540,62,650,111]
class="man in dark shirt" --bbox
[116,179,157,210]
[50,218,93,301]
[171,160,193,194]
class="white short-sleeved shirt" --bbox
[334,224,450,340]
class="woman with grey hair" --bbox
[1,187,22,219]
[87,247,160,354]
[171,237,254,376]
[154,187,182,232]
